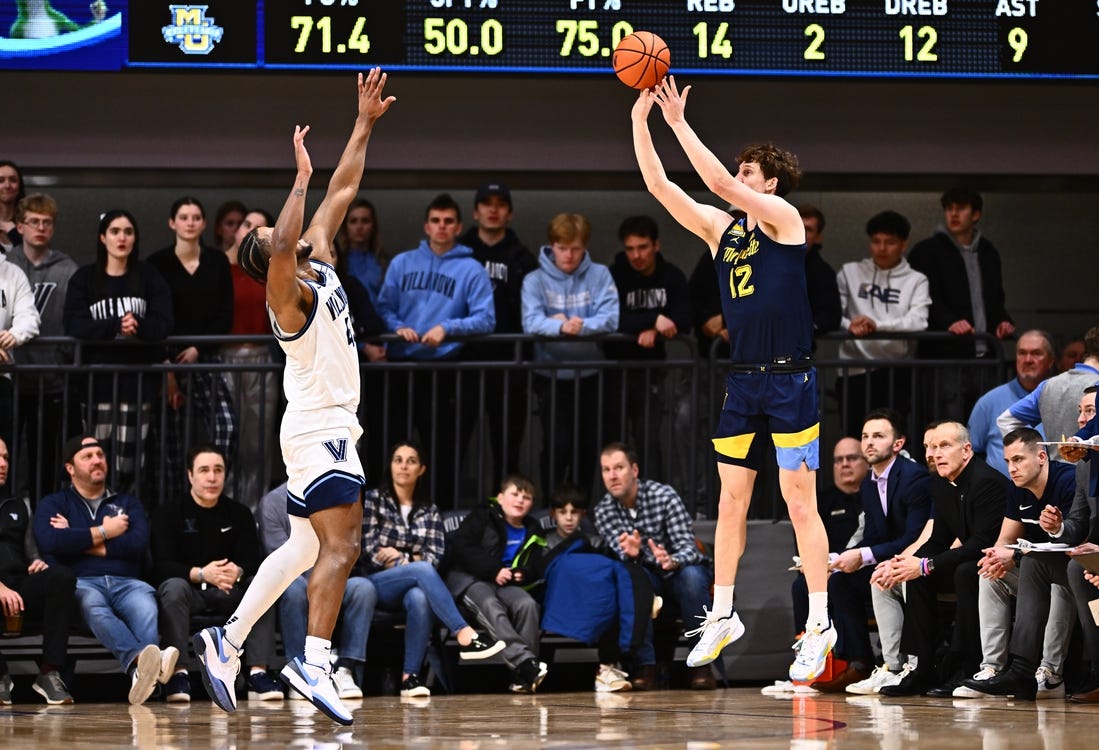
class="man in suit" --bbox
[877,421,1009,696]
[829,409,932,695]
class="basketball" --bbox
[613,31,670,90]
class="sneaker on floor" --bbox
[159,646,180,685]
[1035,666,1065,700]
[280,658,353,726]
[400,673,431,698]
[594,664,632,693]
[685,609,745,667]
[247,670,285,701]
[789,626,838,683]
[165,672,192,703]
[955,668,1037,700]
[32,672,73,705]
[129,644,162,705]
[0,673,12,705]
[333,666,363,700]
[952,666,998,698]
[512,657,548,693]
[847,663,911,695]
[459,633,506,661]
[192,626,241,713]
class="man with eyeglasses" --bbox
[9,193,78,495]
[789,436,868,690]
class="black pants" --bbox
[0,566,77,672]
[156,577,277,669]
[900,557,980,675]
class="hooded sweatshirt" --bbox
[837,257,930,370]
[0,253,41,365]
[8,245,78,391]
[376,240,495,361]
[521,245,619,379]
[606,250,692,361]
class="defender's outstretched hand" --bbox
[651,75,691,127]
[359,67,397,122]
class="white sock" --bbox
[223,516,319,648]
[711,585,734,619]
[304,636,332,671]
[806,592,829,632]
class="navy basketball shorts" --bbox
[712,368,820,472]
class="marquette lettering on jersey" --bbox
[322,438,349,463]
[714,217,813,365]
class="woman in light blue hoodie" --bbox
[521,213,619,493]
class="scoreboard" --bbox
[3,1,1098,79]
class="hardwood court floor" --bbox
[2,688,1096,748]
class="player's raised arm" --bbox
[303,68,396,259]
[266,125,314,324]
[631,89,729,254]
[651,76,802,242]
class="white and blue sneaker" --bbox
[280,658,354,726]
[193,627,241,713]
[685,609,745,667]
[789,625,838,683]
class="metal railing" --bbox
[2,332,1010,519]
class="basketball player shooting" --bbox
[193,68,395,725]
[630,76,834,682]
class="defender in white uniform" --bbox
[193,69,396,726]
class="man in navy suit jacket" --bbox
[823,409,931,694]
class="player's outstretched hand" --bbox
[359,67,397,122]
[293,125,313,176]
[651,75,691,127]
[631,88,655,122]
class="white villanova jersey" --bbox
[271,259,360,421]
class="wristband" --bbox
[98,525,108,543]
[198,568,205,584]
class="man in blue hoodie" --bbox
[376,193,495,500]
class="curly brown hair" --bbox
[736,143,802,197]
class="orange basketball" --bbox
[613,31,670,90]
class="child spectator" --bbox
[533,484,660,692]
[444,474,547,693]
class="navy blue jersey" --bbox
[715,217,813,364]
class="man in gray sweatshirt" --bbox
[9,193,79,498]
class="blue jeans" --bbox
[642,563,713,650]
[369,561,469,675]
[74,575,159,671]
[278,574,376,669]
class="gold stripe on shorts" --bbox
[773,423,820,449]
[713,433,756,459]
